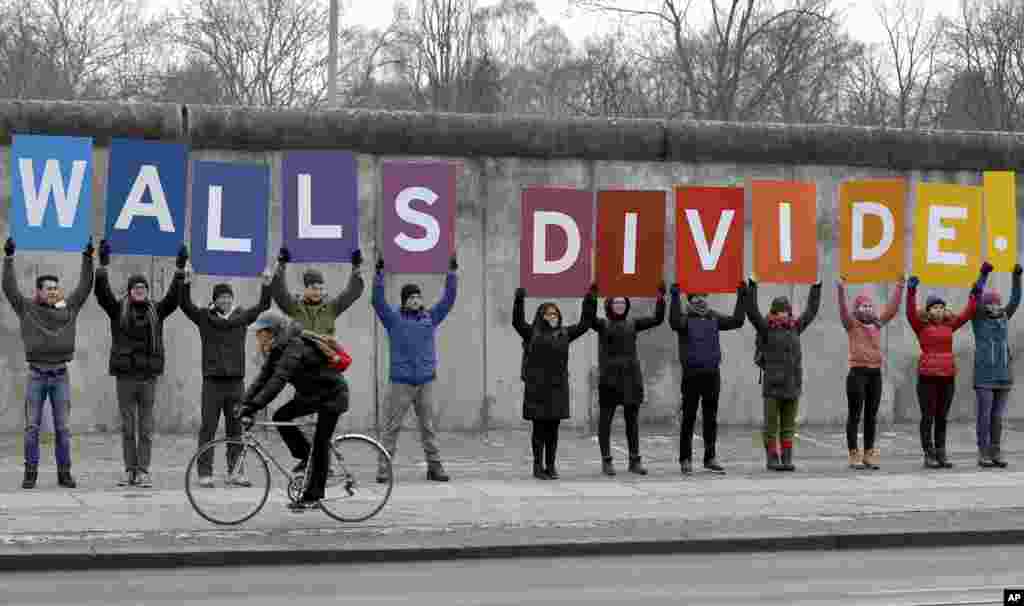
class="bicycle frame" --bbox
[236,420,319,500]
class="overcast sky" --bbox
[144,0,964,47]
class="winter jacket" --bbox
[837,281,903,369]
[669,285,745,378]
[971,273,1021,388]
[746,281,822,400]
[591,295,665,407]
[94,267,183,378]
[372,271,457,385]
[270,265,364,336]
[242,320,348,413]
[512,290,597,421]
[2,254,93,365]
[906,275,986,378]
[181,281,272,379]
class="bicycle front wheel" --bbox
[319,434,393,523]
[185,438,271,525]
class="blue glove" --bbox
[908,276,920,290]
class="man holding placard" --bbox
[270,246,365,336]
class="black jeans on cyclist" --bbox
[273,396,343,501]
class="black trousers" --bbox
[598,404,639,459]
[846,367,882,450]
[916,375,955,454]
[273,398,342,501]
[531,419,561,469]
[680,370,721,463]
[197,377,244,476]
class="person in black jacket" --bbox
[94,240,186,488]
[236,312,349,511]
[512,285,597,480]
[181,257,272,487]
[669,283,746,474]
[591,285,666,476]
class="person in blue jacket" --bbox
[972,263,1022,468]
[372,254,458,482]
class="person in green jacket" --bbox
[270,247,365,335]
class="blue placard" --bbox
[9,134,93,252]
[104,139,187,257]
[190,161,269,277]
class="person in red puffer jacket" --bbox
[906,262,991,469]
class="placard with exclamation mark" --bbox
[984,171,1017,272]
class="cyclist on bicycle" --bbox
[235,311,348,511]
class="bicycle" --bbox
[184,419,394,525]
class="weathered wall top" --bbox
[1,98,1024,170]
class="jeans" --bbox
[680,370,721,463]
[196,377,244,477]
[975,387,1010,450]
[24,366,72,469]
[380,381,441,464]
[116,377,156,473]
[846,367,883,450]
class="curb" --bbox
[5,528,1024,571]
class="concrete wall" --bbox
[0,100,1022,435]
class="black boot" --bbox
[628,455,647,475]
[22,466,37,489]
[935,449,953,469]
[426,461,450,482]
[780,447,795,472]
[57,465,76,488]
[601,456,616,476]
[923,448,941,468]
[992,416,1009,468]
[765,446,781,471]
[533,461,549,480]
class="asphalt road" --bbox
[3,545,1019,605]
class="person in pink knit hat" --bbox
[837,277,905,470]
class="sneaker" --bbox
[135,472,153,488]
[704,459,725,474]
[198,475,215,488]
[680,459,693,474]
[287,499,320,512]
[227,472,252,487]
[426,463,450,482]
[117,471,135,487]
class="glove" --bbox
[449,255,458,271]
[234,401,256,419]
[670,283,680,297]
[376,257,384,273]
[351,248,363,268]
[981,261,994,275]
[657,281,667,297]
[1014,264,1023,277]
[907,276,919,290]
[278,247,291,264]
[83,237,94,258]
[99,239,111,266]
[176,244,189,270]
[588,283,599,297]
[3,237,13,257]
[515,287,526,299]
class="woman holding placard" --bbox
[970,263,1021,468]
[906,263,991,469]
[512,285,597,480]
[836,277,905,470]
[745,277,822,472]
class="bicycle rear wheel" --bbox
[185,438,271,525]
[319,434,393,522]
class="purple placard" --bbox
[381,160,456,273]
[282,151,359,262]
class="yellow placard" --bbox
[984,171,1017,272]
[912,183,983,287]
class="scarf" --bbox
[986,307,1007,320]
[119,297,160,354]
[767,313,798,330]
[688,300,709,316]
[854,311,881,327]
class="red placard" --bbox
[595,190,666,297]
[675,186,744,294]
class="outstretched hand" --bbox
[657,281,667,297]
[907,276,920,290]
[278,247,291,265]
[351,248,363,268]
[83,237,94,258]
[176,244,189,270]
[449,254,458,272]
[3,237,14,257]
[375,257,385,273]
[515,287,526,299]
[99,239,112,266]
[670,283,681,297]
[981,261,994,275]
[1015,264,1023,277]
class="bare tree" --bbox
[873,0,944,128]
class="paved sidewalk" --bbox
[2,422,1024,570]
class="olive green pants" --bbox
[763,397,799,448]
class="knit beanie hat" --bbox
[853,294,874,309]
[687,293,708,301]
[925,295,946,309]
[770,296,791,314]
[212,283,233,300]
[303,268,325,287]
[982,291,1002,306]
[126,274,149,290]
[401,284,422,306]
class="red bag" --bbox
[301,331,352,372]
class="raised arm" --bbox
[156,246,188,320]
[329,250,365,318]
[879,278,906,325]
[234,281,273,327]
[668,284,688,335]
[512,288,531,340]
[269,263,298,317]
[371,262,399,329]
[567,288,598,342]
[744,279,768,332]
[65,239,95,311]
[836,281,851,330]
[634,283,667,332]
[428,271,458,326]
[797,283,822,334]
[179,279,203,326]
[93,268,120,319]
[717,283,747,331]
[953,265,991,330]
[1,251,25,315]
[1007,265,1022,320]
[906,277,923,334]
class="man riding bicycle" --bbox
[235,312,349,511]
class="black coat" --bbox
[512,291,596,421]
[745,281,822,400]
[242,322,349,413]
[180,282,272,379]
[94,268,183,378]
[591,296,665,407]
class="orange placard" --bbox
[751,180,817,284]
[839,179,906,283]
[675,186,744,294]
[595,190,666,297]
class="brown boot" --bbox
[863,448,880,470]
[848,448,864,469]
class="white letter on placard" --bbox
[297,173,342,239]
[851,201,895,262]
[533,211,581,274]
[927,205,967,265]
[19,158,88,227]
[114,165,175,232]
[623,212,638,274]
[779,202,792,263]
[206,186,251,253]
[686,209,734,271]
[394,186,441,252]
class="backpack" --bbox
[300,330,352,372]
